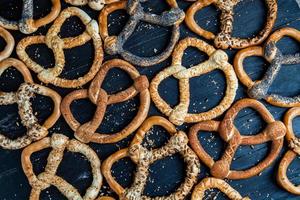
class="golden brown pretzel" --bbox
[65,0,118,10]
[150,37,238,125]
[61,59,150,144]
[0,0,61,34]
[191,177,250,200]
[234,27,300,107]
[102,116,201,199]
[189,98,286,179]
[0,58,61,149]
[21,133,102,199]
[17,7,103,88]
[185,0,277,49]
[0,27,14,62]
[277,107,300,195]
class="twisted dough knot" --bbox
[27,125,48,141]
[104,36,119,55]
[214,33,231,49]
[211,49,229,66]
[289,138,300,155]
[265,121,286,140]
[129,144,152,163]
[19,19,38,35]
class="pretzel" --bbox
[150,37,238,125]
[0,58,61,149]
[191,177,250,200]
[185,0,277,49]
[189,98,286,179]
[65,0,118,10]
[21,133,102,199]
[98,0,185,67]
[0,27,14,62]
[277,107,300,194]
[17,7,103,88]
[0,0,61,34]
[61,59,150,144]
[102,116,201,199]
[234,27,300,107]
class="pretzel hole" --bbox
[26,44,55,69]
[30,147,52,175]
[243,56,268,81]
[286,156,300,186]
[193,4,220,34]
[71,98,97,123]
[59,16,86,38]
[158,76,179,107]
[141,126,171,150]
[231,143,270,171]
[232,0,267,38]
[143,153,185,197]
[141,0,170,15]
[59,41,94,79]
[0,36,6,52]
[0,0,22,21]
[291,116,300,138]
[124,22,173,57]
[56,151,93,196]
[31,94,55,124]
[233,108,267,136]
[111,157,135,189]
[182,47,209,68]
[0,67,26,92]
[107,10,129,36]
[40,186,68,200]
[275,37,300,55]
[32,0,53,20]
[189,70,226,113]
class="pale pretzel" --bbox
[21,133,102,200]
[0,0,61,34]
[17,7,103,88]
[185,0,277,49]
[65,0,118,10]
[61,59,150,144]
[277,107,300,195]
[150,37,238,125]
[234,27,300,107]
[0,58,61,149]
[189,98,286,179]
[99,0,185,66]
[0,27,14,62]
[102,116,201,199]
[191,177,250,200]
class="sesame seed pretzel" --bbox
[16,7,103,88]
[21,133,102,200]
[0,58,61,149]
[277,107,300,195]
[61,59,150,144]
[65,0,118,10]
[0,27,14,62]
[191,177,250,200]
[98,0,185,67]
[185,0,277,49]
[102,116,201,200]
[0,0,61,34]
[189,98,286,179]
[234,27,300,107]
[150,37,238,126]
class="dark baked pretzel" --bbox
[61,59,150,144]
[189,98,286,180]
[277,107,300,195]
[234,27,300,107]
[102,116,200,200]
[17,7,103,88]
[0,58,61,149]
[0,27,14,62]
[191,177,250,200]
[0,0,61,34]
[99,0,185,67]
[21,133,102,200]
[150,37,238,126]
[65,0,118,10]
[185,0,277,49]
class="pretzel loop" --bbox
[0,27,14,62]
[99,0,185,66]
[150,37,238,125]
[189,98,286,180]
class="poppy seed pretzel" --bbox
[150,37,238,126]
[0,0,61,34]
[21,133,102,200]
[189,98,286,180]
[277,107,300,195]
[0,27,14,62]
[234,27,300,107]
[17,7,103,88]
[102,116,201,200]
[185,0,277,49]
[0,58,61,149]
[61,59,150,144]
[65,0,118,10]
[191,177,250,200]
[99,0,185,67]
